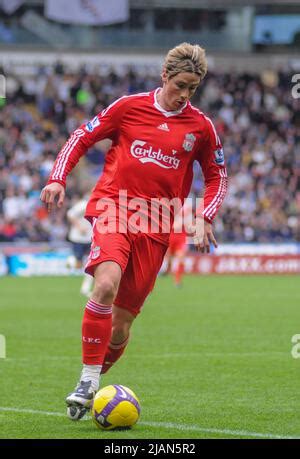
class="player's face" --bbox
[160,71,201,111]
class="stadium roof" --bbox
[131,0,300,5]
[26,0,300,7]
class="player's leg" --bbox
[66,228,131,420]
[81,260,122,380]
[101,305,135,374]
[169,233,187,287]
[66,260,122,419]
[174,248,186,287]
[101,234,167,375]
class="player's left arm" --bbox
[194,117,228,252]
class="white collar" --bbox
[153,88,188,118]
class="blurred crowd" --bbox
[0,63,299,244]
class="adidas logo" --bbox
[157,123,169,131]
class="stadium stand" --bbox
[0,64,299,244]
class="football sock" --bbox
[101,335,130,374]
[82,299,112,367]
[175,261,184,285]
[80,364,102,391]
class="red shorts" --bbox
[168,231,187,255]
[85,219,167,317]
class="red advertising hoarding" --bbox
[176,254,300,274]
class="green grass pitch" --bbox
[0,274,300,439]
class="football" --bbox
[92,385,141,430]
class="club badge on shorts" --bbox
[91,246,101,260]
[182,133,196,152]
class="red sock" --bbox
[175,261,184,285]
[101,335,130,374]
[82,299,112,365]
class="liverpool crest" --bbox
[91,246,101,260]
[182,133,196,152]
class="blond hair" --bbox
[163,42,207,81]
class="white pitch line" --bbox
[139,421,299,439]
[0,407,66,418]
[0,406,298,439]
[2,351,288,362]
[4,357,80,362]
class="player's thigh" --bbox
[114,235,167,316]
[85,228,132,301]
[85,228,131,277]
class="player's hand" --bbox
[190,217,218,253]
[40,182,65,213]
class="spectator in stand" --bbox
[66,194,94,297]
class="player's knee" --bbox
[92,276,118,304]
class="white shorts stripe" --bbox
[92,217,98,229]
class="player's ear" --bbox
[161,68,168,84]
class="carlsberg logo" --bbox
[130,140,180,170]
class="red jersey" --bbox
[48,88,228,246]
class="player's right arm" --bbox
[40,96,129,212]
